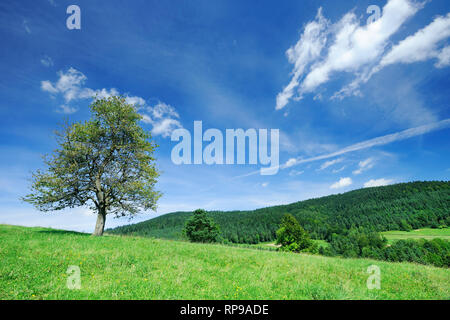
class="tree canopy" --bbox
[276,214,314,253]
[183,209,220,243]
[23,96,160,235]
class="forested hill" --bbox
[107,181,450,244]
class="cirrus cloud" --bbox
[353,157,375,175]
[319,157,343,171]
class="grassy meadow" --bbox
[238,239,329,251]
[381,228,450,243]
[0,224,448,300]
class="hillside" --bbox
[108,181,450,243]
[0,225,448,299]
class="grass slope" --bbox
[1,225,448,300]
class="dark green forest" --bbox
[108,181,450,244]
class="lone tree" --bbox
[183,209,220,243]
[23,96,161,236]
[276,214,313,253]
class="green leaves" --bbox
[276,214,314,253]
[183,209,220,243]
[23,96,161,232]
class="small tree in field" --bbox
[23,96,161,236]
[276,214,314,253]
[184,209,220,243]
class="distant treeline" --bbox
[108,181,450,244]
[321,228,450,268]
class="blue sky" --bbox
[0,0,449,232]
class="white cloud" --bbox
[149,118,182,138]
[142,102,182,138]
[319,157,343,170]
[41,80,58,94]
[41,68,182,137]
[261,182,269,188]
[125,95,146,106]
[353,157,375,175]
[56,105,77,114]
[302,0,420,95]
[41,68,148,106]
[436,45,450,68]
[380,13,450,67]
[364,178,394,188]
[41,68,88,102]
[276,0,424,107]
[289,169,304,176]
[332,166,346,174]
[336,12,450,99]
[148,102,179,119]
[284,158,298,168]
[40,55,54,67]
[276,8,329,110]
[330,177,352,189]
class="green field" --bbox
[241,239,329,251]
[381,228,450,243]
[1,225,449,300]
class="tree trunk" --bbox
[93,210,106,236]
